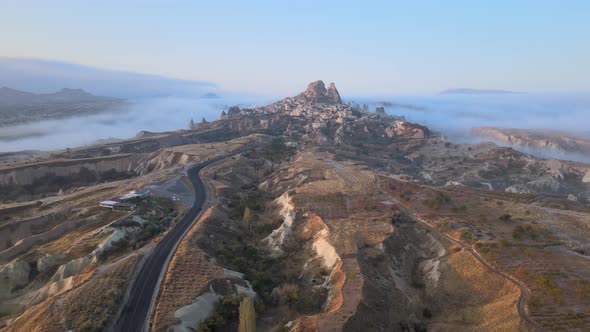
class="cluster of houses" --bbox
[98,190,145,212]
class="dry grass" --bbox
[378,175,590,330]
[151,207,224,331]
[3,253,138,332]
[57,254,139,331]
[1,299,62,332]
[430,250,523,331]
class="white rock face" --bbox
[263,193,295,254]
[312,229,339,270]
[505,185,531,194]
[50,256,91,282]
[173,285,222,332]
[583,171,590,183]
[15,276,75,307]
[419,171,433,182]
[94,226,139,255]
[418,234,446,289]
[37,252,66,272]
[0,260,30,295]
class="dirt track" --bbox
[410,211,544,332]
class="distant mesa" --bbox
[50,88,107,101]
[200,92,221,99]
[296,80,342,104]
[441,88,520,95]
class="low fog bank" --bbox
[0,95,270,152]
[359,93,590,135]
[2,91,589,163]
[357,93,590,163]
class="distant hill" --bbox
[0,87,124,126]
[441,88,520,95]
[0,57,218,98]
[0,87,117,105]
[200,92,221,99]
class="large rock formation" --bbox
[326,82,342,104]
[205,80,431,146]
[296,80,342,104]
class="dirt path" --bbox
[380,173,544,331]
[410,212,544,332]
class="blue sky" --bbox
[2,1,589,95]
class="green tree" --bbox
[279,284,299,308]
[239,297,256,332]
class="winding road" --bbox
[113,159,215,332]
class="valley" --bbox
[0,81,589,332]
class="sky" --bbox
[1,1,590,95]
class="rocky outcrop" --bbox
[37,252,67,272]
[0,147,200,201]
[0,154,143,187]
[263,193,296,255]
[326,83,342,104]
[472,126,590,162]
[0,260,30,295]
[227,106,241,117]
[385,120,430,139]
[296,80,342,104]
[50,256,92,282]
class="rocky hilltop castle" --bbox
[204,80,430,144]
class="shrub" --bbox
[460,228,473,241]
[535,274,557,290]
[436,219,451,232]
[278,284,299,308]
[198,295,243,331]
[78,320,97,332]
[478,246,490,254]
[512,225,525,240]
[499,214,512,221]
[399,191,413,201]
[452,205,467,213]
[527,295,540,310]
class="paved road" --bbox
[112,161,211,332]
